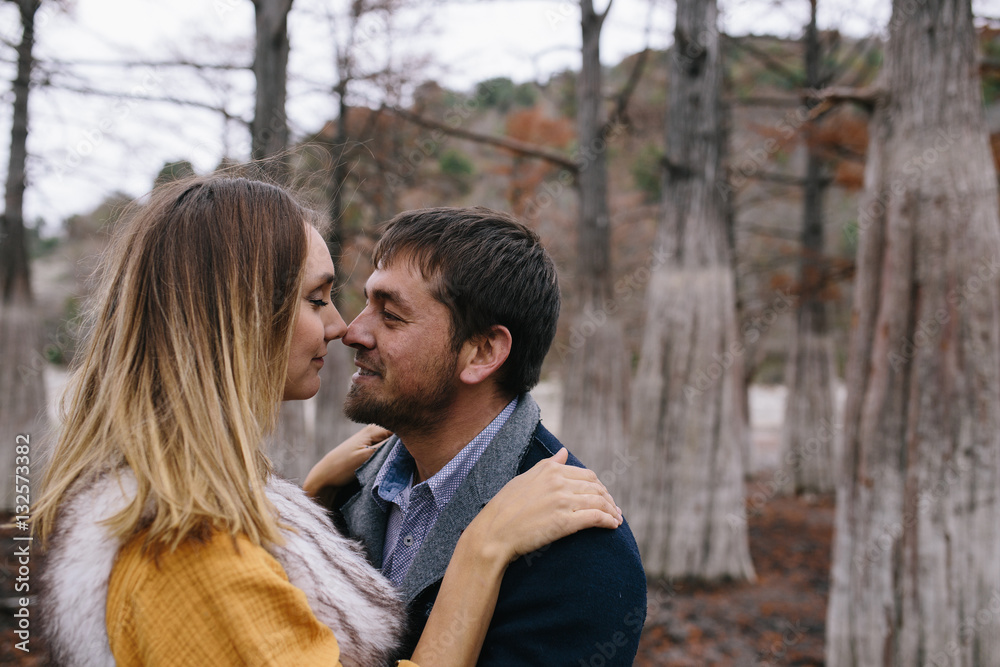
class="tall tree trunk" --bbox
[251,0,309,473]
[314,88,361,462]
[0,0,45,511]
[1,0,37,303]
[251,0,293,178]
[779,0,837,495]
[826,0,1000,663]
[558,0,632,499]
[627,0,755,581]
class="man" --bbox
[327,206,646,665]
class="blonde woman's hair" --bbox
[35,176,312,552]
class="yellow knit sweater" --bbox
[106,531,418,666]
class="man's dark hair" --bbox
[372,206,560,397]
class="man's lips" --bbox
[353,359,382,379]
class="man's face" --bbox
[342,258,461,433]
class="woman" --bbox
[34,176,621,667]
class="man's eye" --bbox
[382,310,400,322]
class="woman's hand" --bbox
[302,425,392,497]
[462,448,622,565]
[410,449,622,667]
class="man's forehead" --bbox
[365,260,438,305]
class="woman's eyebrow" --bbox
[311,273,336,287]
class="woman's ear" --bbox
[458,325,512,385]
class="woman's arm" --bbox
[302,425,392,497]
[409,448,621,667]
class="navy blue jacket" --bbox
[327,394,647,666]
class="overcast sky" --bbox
[0,0,991,232]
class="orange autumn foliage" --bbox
[497,109,574,216]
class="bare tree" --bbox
[310,0,378,462]
[627,0,755,581]
[249,0,312,478]
[779,0,837,494]
[557,0,632,499]
[0,0,44,510]
[825,0,1000,663]
[251,0,293,175]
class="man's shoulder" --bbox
[513,422,645,585]
[519,421,583,471]
[479,423,647,666]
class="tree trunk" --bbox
[627,0,755,581]
[314,89,363,464]
[779,0,837,495]
[1,0,38,304]
[0,0,45,511]
[826,0,1000,664]
[251,0,308,470]
[557,0,632,499]
[251,0,293,178]
[268,400,312,482]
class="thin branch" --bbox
[39,57,250,71]
[728,95,803,107]
[726,35,803,87]
[384,105,579,173]
[44,82,245,120]
[826,35,878,88]
[597,0,613,27]
[743,169,834,187]
[605,47,649,132]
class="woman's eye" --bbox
[309,287,336,308]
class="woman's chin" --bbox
[282,377,321,401]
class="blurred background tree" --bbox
[825,0,1000,663]
[1,0,44,511]
[627,0,755,582]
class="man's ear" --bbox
[458,325,512,385]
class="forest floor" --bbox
[633,479,834,666]
[0,476,834,666]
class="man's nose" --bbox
[342,309,374,349]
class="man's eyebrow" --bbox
[366,286,413,312]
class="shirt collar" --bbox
[371,396,519,512]
[371,441,415,509]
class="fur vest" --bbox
[39,471,406,667]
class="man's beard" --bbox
[343,354,458,434]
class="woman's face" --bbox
[283,226,348,401]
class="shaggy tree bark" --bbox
[251,0,310,474]
[557,0,632,499]
[0,0,45,511]
[314,78,364,466]
[779,0,837,495]
[251,0,293,175]
[627,0,755,581]
[825,0,1000,664]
